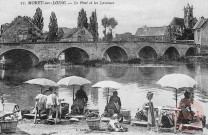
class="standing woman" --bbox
[135,92,155,129]
[146,92,155,129]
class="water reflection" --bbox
[186,63,196,71]
[0,64,208,120]
[90,88,98,105]
[0,69,5,79]
[86,68,109,83]
[0,68,47,85]
[140,67,155,76]
[65,66,90,78]
[104,65,127,79]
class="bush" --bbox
[126,58,141,64]
[47,58,60,64]
[83,59,110,67]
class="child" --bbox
[108,114,128,132]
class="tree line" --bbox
[10,7,118,42]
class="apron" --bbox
[147,101,155,126]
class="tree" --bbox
[101,16,108,39]
[47,12,58,41]
[77,8,88,29]
[57,28,64,40]
[101,16,118,41]
[181,28,194,40]
[32,7,44,30]
[108,18,118,33]
[106,31,113,42]
[89,10,99,41]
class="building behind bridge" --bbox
[58,27,93,42]
[193,16,208,55]
[114,32,135,42]
[168,4,197,41]
[134,26,170,42]
[132,3,197,43]
[0,3,199,45]
[0,16,42,43]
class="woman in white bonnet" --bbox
[146,92,155,129]
[135,92,155,129]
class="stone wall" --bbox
[0,42,196,65]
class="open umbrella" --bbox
[156,73,197,107]
[57,76,91,101]
[24,78,58,93]
[92,81,122,104]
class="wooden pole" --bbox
[73,85,75,101]
[34,103,37,124]
[174,111,177,134]
[1,95,4,111]
[176,89,177,108]
[174,88,178,134]
[107,88,109,104]
[41,86,43,94]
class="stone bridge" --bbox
[0,42,196,66]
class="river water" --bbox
[0,63,208,119]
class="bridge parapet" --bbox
[0,40,195,46]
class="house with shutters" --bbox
[0,16,42,43]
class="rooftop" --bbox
[135,26,167,37]
[193,17,208,29]
[170,17,184,26]
[61,28,79,39]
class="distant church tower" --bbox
[184,3,194,29]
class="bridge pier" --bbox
[127,53,138,60]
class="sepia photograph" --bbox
[0,0,208,134]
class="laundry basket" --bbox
[0,120,18,133]
[0,103,20,133]
[86,112,100,130]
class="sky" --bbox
[0,0,208,37]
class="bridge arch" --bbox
[185,47,197,56]
[57,47,89,64]
[163,47,180,60]
[138,46,158,60]
[0,49,39,67]
[102,46,128,62]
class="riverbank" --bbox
[1,62,208,135]
[39,56,208,69]
[11,119,208,135]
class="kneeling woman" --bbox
[103,91,122,117]
[71,86,88,115]
[178,90,194,124]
